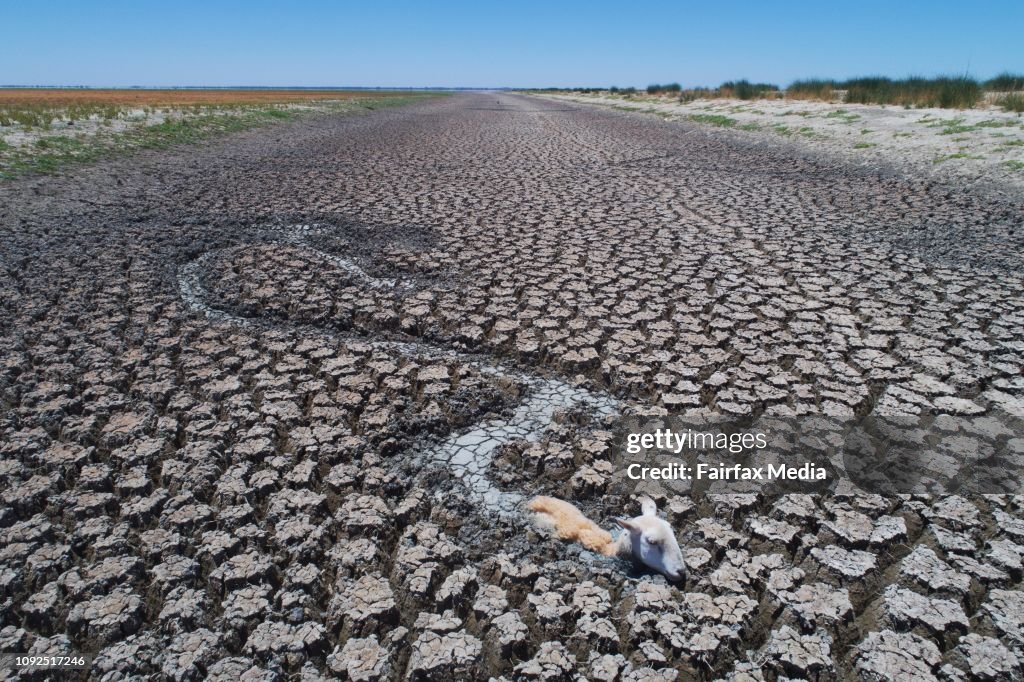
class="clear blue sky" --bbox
[3,0,1022,88]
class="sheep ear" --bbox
[616,518,639,532]
[639,497,657,517]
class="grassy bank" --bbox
[535,73,1024,111]
[0,90,437,180]
[788,76,983,108]
[0,88,415,128]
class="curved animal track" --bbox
[178,224,621,517]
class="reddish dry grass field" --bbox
[0,89,406,107]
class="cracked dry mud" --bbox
[0,93,1023,680]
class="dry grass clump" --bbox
[984,73,1024,112]
[995,93,1024,113]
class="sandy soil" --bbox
[543,92,1024,193]
[0,93,1022,680]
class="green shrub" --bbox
[787,79,838,100]
[985,73,1024,91]
[721,80,779,100]
[842,75,981,108]
[647,83,682,94]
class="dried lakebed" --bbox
[1,93,1023,680]
[178,224,621,517]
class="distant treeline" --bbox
[539,73,1024,110]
